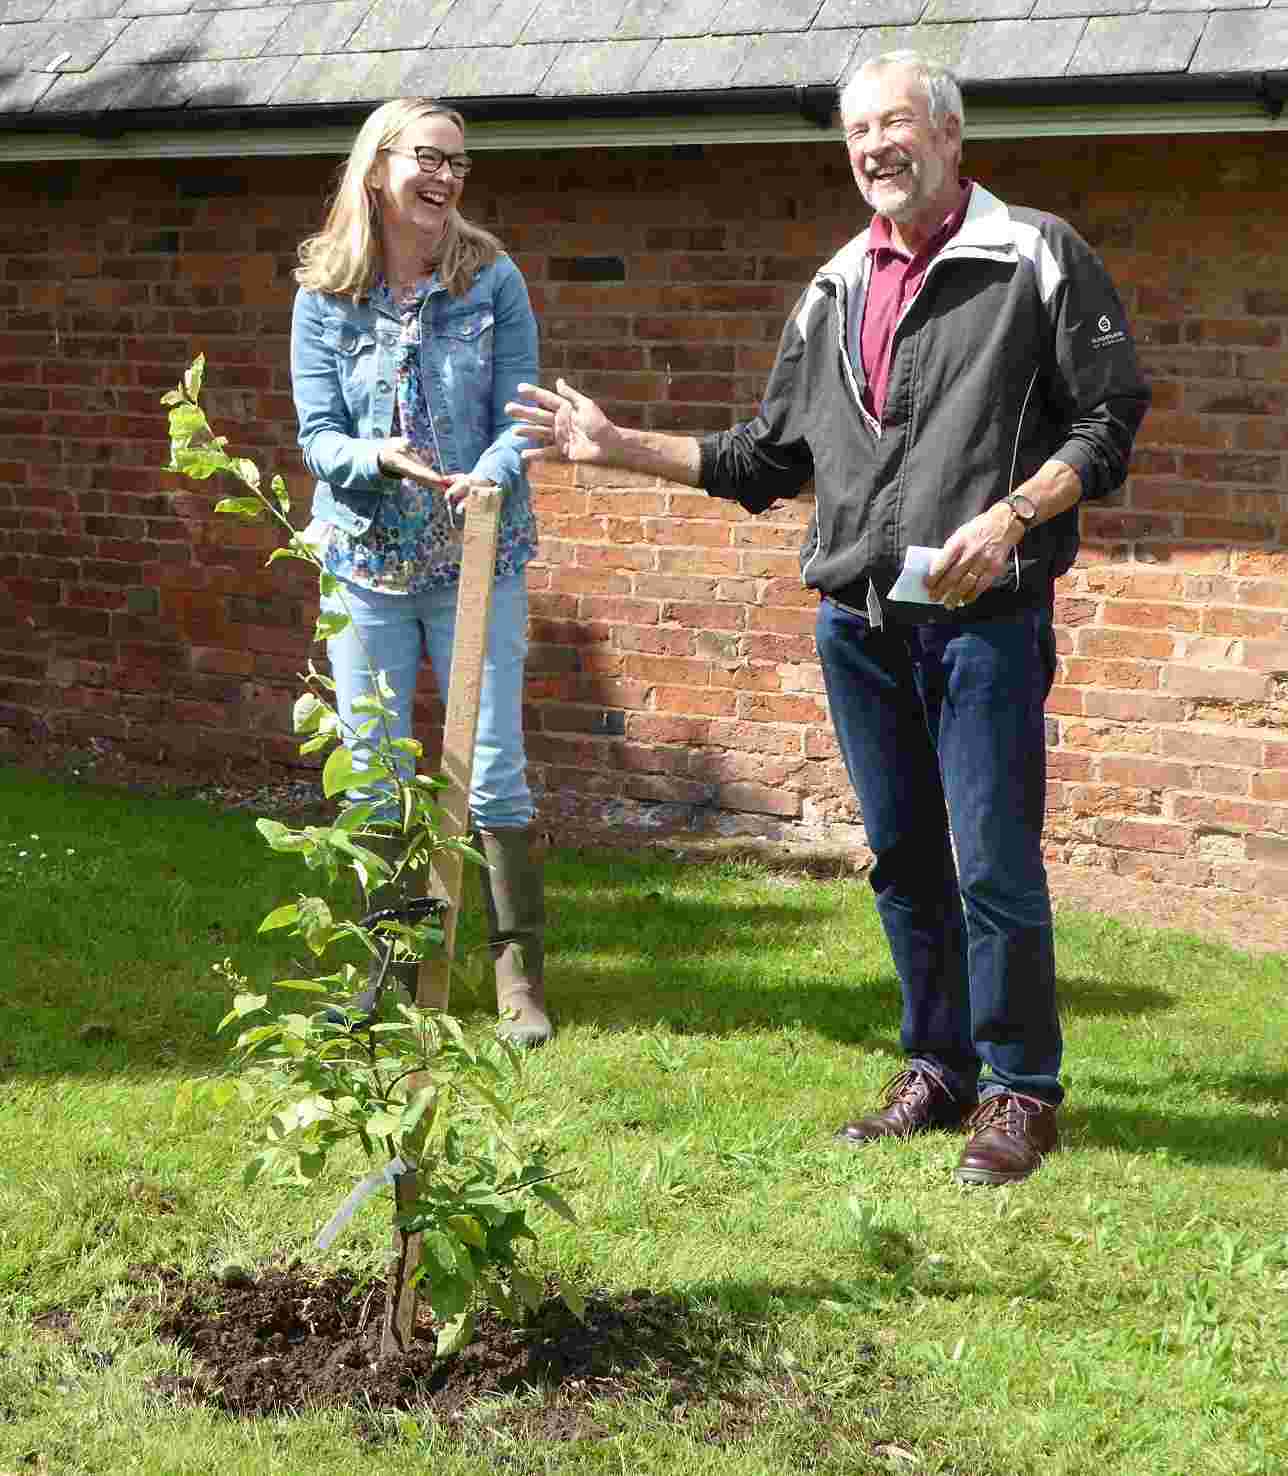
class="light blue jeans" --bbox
[322,569,533,830]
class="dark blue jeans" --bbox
[816,598,1063,1106]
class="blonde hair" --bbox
[294,97,505,300]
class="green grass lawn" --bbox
[1,765,1285,1476]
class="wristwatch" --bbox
[1004,491,1037,528]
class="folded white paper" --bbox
[887,545,942,605]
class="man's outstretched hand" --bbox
[506,379,617,465]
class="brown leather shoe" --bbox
[835,1065,976,1146]
[954,1092,1058,1186]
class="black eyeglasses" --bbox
[384,146,472,179]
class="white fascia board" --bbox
[0,98,1283,161]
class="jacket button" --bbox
[377,380,390,392]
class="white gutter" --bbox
[0,99,1283,161]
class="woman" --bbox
[290,98,550,1047]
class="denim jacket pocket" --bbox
[320,318,379,416]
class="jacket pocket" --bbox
[319,318,378,415]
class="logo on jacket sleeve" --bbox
[1091,312,1126,349]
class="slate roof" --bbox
[0,0,1285,126]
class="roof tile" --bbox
[431,0,541,48]
[632,32,752,88]
[190,3,289,57]
[261,0,367,55]
[39,58,199,106]
[101,11,208,62]
[814,0,929,25]
[734,26,863,84]
[538,38,657,93]
[270,48,363,100]
[1067,11,1204,70]
[1032,0,1145,14]
[183,52,296,100]
[845,20,971,69]
[1,19,59,63]
[956,15,1084,74]
[923,0,1032,18]
[1150,0,1270,10]
[520,0,627,43]
[615,0,725,39]
[116,0,191,14]
[423,39,559,92]
[57,0,128,18]
[0,68,58,110]
[0,0,54,18]
[346,0,455,52]
[713,0,824,33]
[1192,7,1288,64]
[29,16,128,68]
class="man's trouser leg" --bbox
[816,599,976,1098]
[927,606,1062,1105]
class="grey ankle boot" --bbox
[474,825,552,1048]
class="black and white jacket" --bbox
[698,183,1151,611]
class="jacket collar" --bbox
[817,183,1014,292]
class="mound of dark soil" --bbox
[128,1262,766,1429]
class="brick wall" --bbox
[1,131,1285,897]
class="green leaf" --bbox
[272,978,330,993]
[293,693,328,734]
[560,1283,586,1323]
[256,818,312,853]
[297,1150,326,1181]
[511,1269,543,1314]
[298,732,335,756]
[297,895,335,956]
[174,446,231,480]
[267,544,313,566]
[436,1310,474,1360]
[390,737,423,757]
[214,496,265,520]
[319,571,339,597]
[424,1231,458,1274]
[365,1109,401,1139]
[258,902,300,933]
[426,1274,470,1322]
[400,1086,437,1137]
[321,746,360,799]
[232,459,261,489]
[270,473,289,513]
[314,611,349,643]
[448,1215,486,1249]
[184,354,205,402]
[532,1184,577,1224]
[350,695,390,717]
[232,992,268,1020]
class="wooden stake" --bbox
[382,483,501,1359]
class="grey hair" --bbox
[839,50,965,131]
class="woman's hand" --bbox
[375,437,451,488]
[440,471,499,515]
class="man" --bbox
[509,51,1149,1185]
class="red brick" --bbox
[1252,771,1288,803]
[1163,664,1271,702]
[1093,818,1190,853]
[715,781,802,818]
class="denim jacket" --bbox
[290,253,539,537]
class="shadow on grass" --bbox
[6,920,1179,1084]
[1064,1081,1288,1170]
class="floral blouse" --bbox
[319,277,537,594]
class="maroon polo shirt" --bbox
[860,182,972,422]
